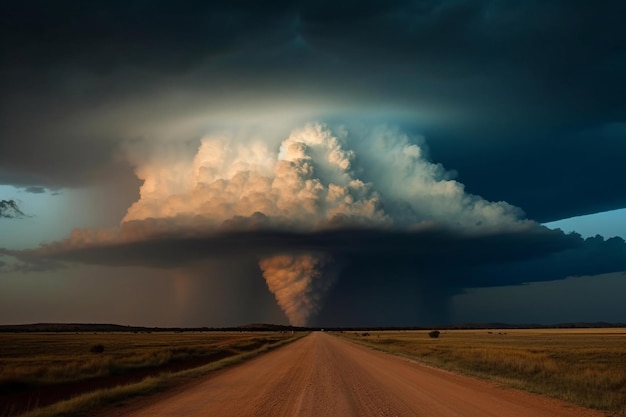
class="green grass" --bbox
[0,331,307,417]
[340,328,626,416]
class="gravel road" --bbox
[115,332,602,417]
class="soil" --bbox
[97,332,606,417]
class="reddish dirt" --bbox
[0,350,233,416]
[101,332,606,417]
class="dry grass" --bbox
[341,328,626,416]
[0,331,306,416]
[16,377,163,417]
[13,333,305,417]
[0,332,294,389]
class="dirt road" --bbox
[116,332,602,417]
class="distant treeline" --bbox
[1,322,625,333]
[0,323,304,333]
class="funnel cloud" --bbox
[260,253,335,326]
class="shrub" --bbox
[428,330,440,338]
[90,344,105,354]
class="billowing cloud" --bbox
[2,1,625,222]
[123,123,523,230]
[6,123,625,326]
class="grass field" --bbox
[0,331,304,416]
[341,328,626,416]
[0,331,297,388]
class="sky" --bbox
[0,0,625,327]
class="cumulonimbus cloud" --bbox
[123,123,525,231]
[5,123,626,326]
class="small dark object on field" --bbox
[90,344,105,353]
[428,330,440,338]
[362,332,370,337]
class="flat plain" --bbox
[0,331,301,416]
[94,332,608,417]
[341,328,626,416]
[2,328,624,417]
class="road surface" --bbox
[114,332,602,417]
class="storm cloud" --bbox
[0,200,25,219]
[1,1,625,221]
[7,123,626,326]
[1,1,625,326]
[12,215,626,326]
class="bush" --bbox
[428,330,440,338]
[90,344,105,354]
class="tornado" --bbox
[259,253,336,326]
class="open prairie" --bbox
[1,329,620,417]
[89,332,607,417]
[341,328,626,416]
[0,331,302,416]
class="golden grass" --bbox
[341,328,626,416]
[1,331,307,417]
[16,333,306,417]
[0,332,294,388]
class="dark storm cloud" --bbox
[35,223,625,288]
[22,186,46,194]
[314,228,626,326]
[429,122,626,223]
[0,247,63,272]
[465,235,626,288]
[6,221,625,325]
[1,0,625,220]
[0,200,25,218]
[25,224,579,270]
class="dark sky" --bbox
[1,0,625,221]
[1,1,625,327]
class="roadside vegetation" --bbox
[0,331,306,417]
[341,328,626,416]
